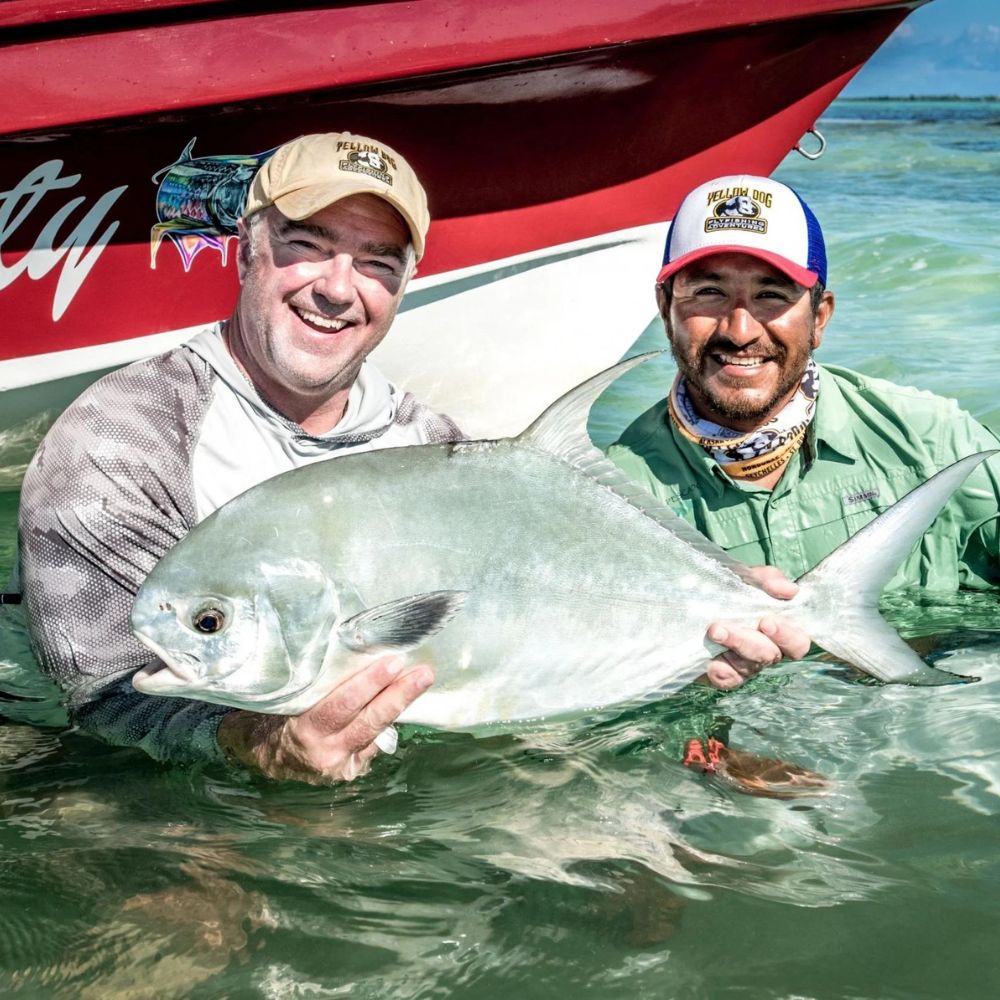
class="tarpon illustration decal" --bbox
[150,138,277,271]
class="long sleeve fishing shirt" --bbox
[18,325,463,763]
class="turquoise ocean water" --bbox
[1,98,999,998]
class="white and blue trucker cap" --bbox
[657,174,827,288]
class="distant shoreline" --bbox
[843,95,999,102]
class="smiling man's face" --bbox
[662,252,834,432]
[228,193,413,433]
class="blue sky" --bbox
[844,0,1000,96]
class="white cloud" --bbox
[846,16,1000,95]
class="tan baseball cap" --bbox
[244,132,430,260]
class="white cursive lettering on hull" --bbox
[0,160,127,321]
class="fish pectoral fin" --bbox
[338,590,466,653]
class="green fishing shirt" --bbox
[606,364,1000,592]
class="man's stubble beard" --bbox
[666,317,815,427]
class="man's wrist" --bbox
[217,709,278,770]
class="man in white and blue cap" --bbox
[609,173,1000,699]
[647,173,831,489]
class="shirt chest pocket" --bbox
[778,473,931,579]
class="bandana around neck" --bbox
[667,359,820,481]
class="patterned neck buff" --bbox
[667,359,819,481]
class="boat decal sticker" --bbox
[150,138,277,272]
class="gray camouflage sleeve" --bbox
[395,391,465,443]
[72,677,229,763]
[18,350,228,763]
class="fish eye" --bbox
[191,606,226,634]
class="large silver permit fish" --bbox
[130,355,991,727]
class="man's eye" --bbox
[291,240,319,252]
[359,260,403,282]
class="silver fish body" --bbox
[131,355,992,728]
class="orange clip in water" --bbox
[683,737,726,774]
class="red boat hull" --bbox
[2,0,914,365]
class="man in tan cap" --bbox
[19,132,462,783]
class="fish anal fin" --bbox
[338,590,466,654]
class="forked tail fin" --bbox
[793,451,996,684]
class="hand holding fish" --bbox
[215,656,433,784]
[701,567,811,690]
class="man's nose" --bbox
[310,253,356,306]
[719,303,761,344]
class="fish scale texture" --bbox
[19,340,461,762]
[136,440,763,725]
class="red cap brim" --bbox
[656,245,819,289]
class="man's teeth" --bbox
[718,354,767,367]
[295,307,347,331]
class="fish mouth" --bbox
[132,633,202,692]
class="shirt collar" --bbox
[664,362,858,490]
[807,364,861,463]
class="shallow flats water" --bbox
[1,98,999,999]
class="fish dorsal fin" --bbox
[518,352,660,458]
[516,353,764,588]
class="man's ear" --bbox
[235,218,251,283]
[812,289,835,350]
[655,283,668,318]
[655,283,674,342]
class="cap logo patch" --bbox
[336,141,396,186]
[703,186,772,235]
